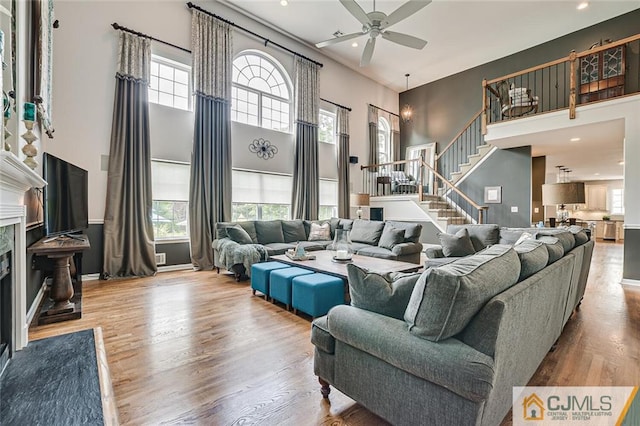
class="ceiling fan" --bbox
[315,0,431,67]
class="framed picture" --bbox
[484,186,502,204]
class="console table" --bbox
[28,234,90,325]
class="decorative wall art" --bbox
[31,0,55,138]
[249,138,278,160]
[484,186,502,204]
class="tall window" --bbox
[151,160,190,240]
[611,188,624,214]
[378,117,391,165]
[319,179,338,220]
[318,109,336,144]
[232,170,292,221]
[149,55,191,111]
[231,52,292,133]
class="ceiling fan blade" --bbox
[360,37,376,67]
[339,0,372,27]
[383,0,431,29]
[381,30,427,49]
[316,32,365,48]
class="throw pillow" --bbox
[536,236,565,264]
[347,264,422,320]
[378,226,405,250]
[255,220,285,244]
[308,222,331,241]
[281,220,307,243]
[349,220,385,245]
[226,225,253,244]
[438,228,476,257]
[514,231,533,246]
[514,239,548,281]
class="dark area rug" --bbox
[0,329,104,425]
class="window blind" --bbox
[232,170,292,204]
[151,160,190,201]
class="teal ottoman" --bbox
[269,267,314,310]
[292,273,345,318]
[251,262,290,299]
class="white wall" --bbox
[50,1,398,221]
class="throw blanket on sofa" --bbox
[214,238,269,276]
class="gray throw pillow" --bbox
[404,245,520,342]
[447,224,500,252]
[537,236,564,264]
[439,228,476,257]
[255,220,285,244]
[350,220,385,245]
[226,225,253,244]
[347,264,422,320]
[378,226,405,250]
[282,220,307,243]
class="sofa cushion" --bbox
[255,220,285,244]
[263,242,296,255]
[347,264,421,320]
[237,222,258,243]
[217,221,258,243]
[536,229,575,253]
[514,239,549,281]
[311,316,335,354]
[297,240,331,251]
[350,220,385,245]
[308,222,331,241]
[339,219,354,231]
[498,228,525,245]
[329,217,341,238]
[226,225,253,245]
[404,245,520,342]
[385,221,422,243]
[424,257,459,268]
[378,226,406,249]
[438,228,476,257]
[350,242,372,253]
[282,220,307,243]
[356,246,397,260]
[447,224,500,252]
[566,225,589,246]
[537,236,564,264]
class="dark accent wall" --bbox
[623,230,640,281]
[82,224,192,276]
[457,147,532,227]
[532,156,546,224]
[399,9,640,152]
[25,225,45,312]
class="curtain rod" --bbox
[320,98,351,112]
[186,2,323,68]
[369,103,399,117]
[112,23,191,54]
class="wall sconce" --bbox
[401,73,413,123]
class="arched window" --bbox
[378,117,391,165]
[231,51,292,133]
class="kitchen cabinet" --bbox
[585,185,607,211]
[594,221,605,239]
[616,222,625,241]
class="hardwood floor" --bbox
[29,242,640,425]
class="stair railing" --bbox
[420,160,488,224]
[360,158,426,199]
[482,32,640,131]
[435,109,484,181]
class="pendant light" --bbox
[401,73,413,123]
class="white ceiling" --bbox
[489,119,625,182]
[223,0,640,91]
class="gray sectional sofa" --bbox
[212,218,423,279]
[311,223,594,425]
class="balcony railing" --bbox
[482,33,640,132]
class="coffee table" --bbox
[270,250,422,301]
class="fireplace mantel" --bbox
[0,151,46,351]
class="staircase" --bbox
[449,143,496,184]
[417,194,468,231]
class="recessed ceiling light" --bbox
[594,172,600,176]
[577,2,589,10]
[351,42,358,47]
[570,137,581,142]
[280,0,288,6]
[619,161,625,165]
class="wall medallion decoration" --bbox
[249,138,278,160]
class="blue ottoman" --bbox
[250,262,290,299]
[292,273,345,318]
[269,267,314,310]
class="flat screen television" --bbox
[42,153,89,237]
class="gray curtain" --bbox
[103,31,156,278]
[368,105,379,168]
[390,114,401,168]
[336,108,350,218]
[291,57,320,220]
[189,10,233,270]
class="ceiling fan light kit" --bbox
[315,0,431,67]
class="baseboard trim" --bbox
[82,273,101,282]
[158,263,193,273]
[26,281,47,327]
[621,278,640,287]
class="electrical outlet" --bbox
[534,207,539,213]
[511,206,518,213]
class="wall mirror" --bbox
[405,143,436,194]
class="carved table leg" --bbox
[319,377,331,398]
[48,254,75,314]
